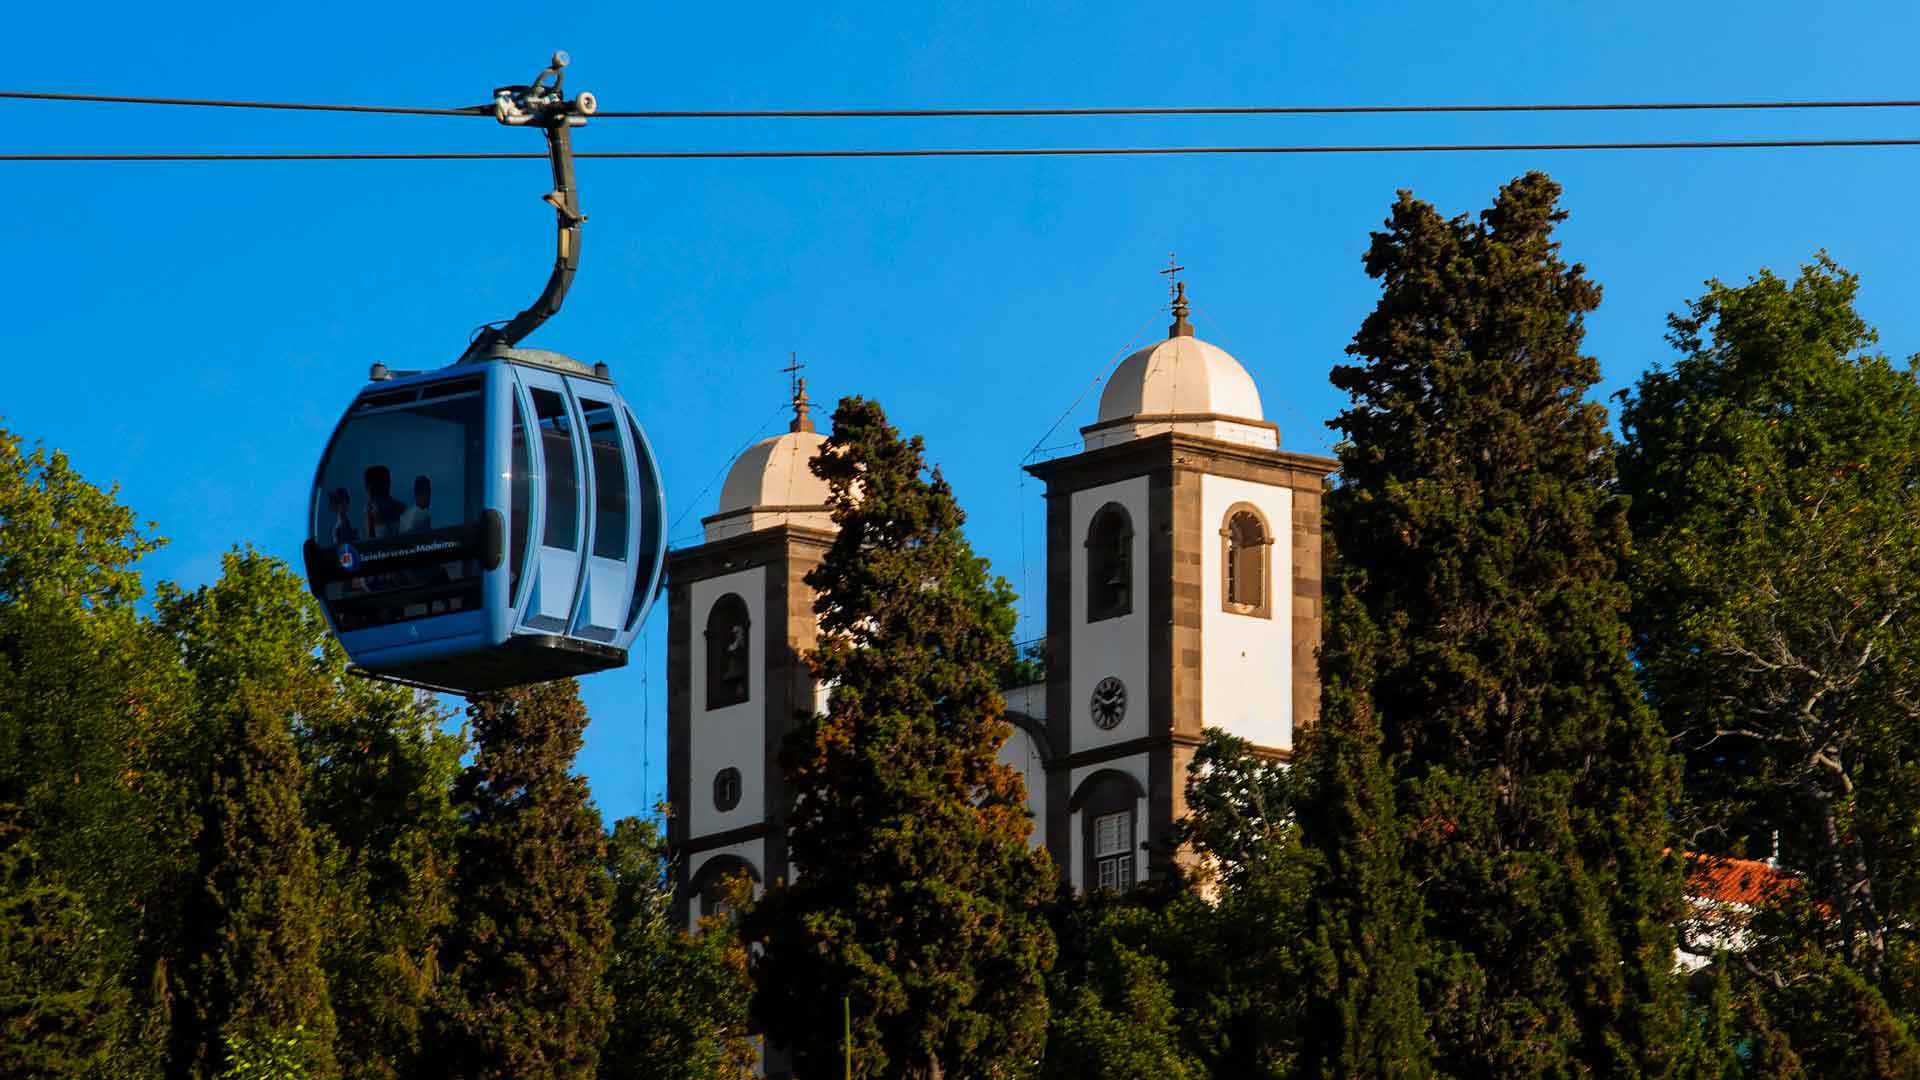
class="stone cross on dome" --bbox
[782,352,815,433]
[1159,253,1193,338]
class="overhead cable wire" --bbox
[9,137,1920,162]
[9,89,1920,119]
[0,90,487,116]
[594,99,1920,119]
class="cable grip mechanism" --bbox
[459,51,596,363]
[492,50,597,129]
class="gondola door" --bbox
[568,380,638,643]
[513,366,588,636]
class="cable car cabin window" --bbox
[310,377,486,631]
[531,389,579,550]
[581,399,628,560]
[509,393,533,606]
[705,593,751,709]
[624,410,662,633]
[1084,503,1133,623]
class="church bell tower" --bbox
[665,381,835,928]
[1024,283,1336,890]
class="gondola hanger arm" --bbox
[459,51,596,364]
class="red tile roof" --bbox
[1685,852,1795,907]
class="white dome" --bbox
[1095,334,1265,424]
[703,417,835,542]
[717,428,830,513]
[1084,326,1278,452]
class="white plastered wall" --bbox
[684,838,764,934]
[1199,474,1293,751]
[996,724,1048,849]
[1070,477,1149,752]
[1066,754,1150,893]
[689,566,767,839]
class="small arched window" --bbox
[704,593,751,708]
[1222,505,1271,617]
[1085,503,1133,623]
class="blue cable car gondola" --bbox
[302,54,666,693]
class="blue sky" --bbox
[7,1,1918,823]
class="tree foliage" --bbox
[434,681,612,1079]
[1297,592,1432,1079]
[743,396,1056,1080]
[1620,255,1920,1060]
[0,809,130,1078]
[157,552,341,1080]
[600,815,757,1080]
[1318,173,1685,1077]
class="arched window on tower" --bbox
[704,593,751,708]
[688,855,761,926]
[1222,505,1272,618]
[1085,503,1133,623]
[1070,769,1145,893]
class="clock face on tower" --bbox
[1090,676,1128,730]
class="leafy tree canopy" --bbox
[744,396,1055,1080]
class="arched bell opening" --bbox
[1220,501,1273,619]
[1084,501,1134,623]
[704,592,752,710]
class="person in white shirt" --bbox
[400,475,433,534]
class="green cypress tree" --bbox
[742,396,1056,1080]
[1296,591,1433,1079]
[1324,173,1684,1077]
[434,681,612,1079]
[159,552,340,1080]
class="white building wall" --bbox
[688,566,768,839]
[1066,754,1150,893]
[684,838,764,933]
[996,724,1048,849]
[1069,477,1150,752]
[1199,474,1294,751]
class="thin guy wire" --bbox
[10,89,1920,118]
[10,137,1920,162]
[665,398,791,540]
[1015,311,1160,641]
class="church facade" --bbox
[665,286,1337,924]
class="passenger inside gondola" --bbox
[401,474,433,533]
[363,466,406,538]
[329,487,358,544]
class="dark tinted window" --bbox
[310,379,486,629]
[532,389,578,550]
[581,399,628,561]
